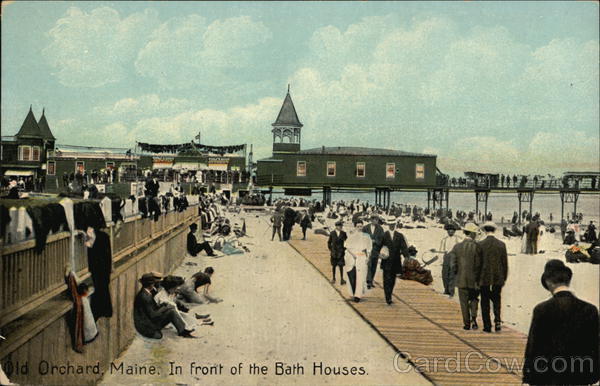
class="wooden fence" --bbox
[0,203,199,385]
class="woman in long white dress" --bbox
[344,219,371,302]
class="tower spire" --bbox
[287,83,290,93]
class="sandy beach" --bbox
[99,206,599,385]
[100,211,429,385]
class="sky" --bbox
[1,1,598,175]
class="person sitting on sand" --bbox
[563,229,577,245]
[178,267,222,304]
[133,273,195,339]
[187,223,216,257]
[400,246,433,286]
[155,275,213,328]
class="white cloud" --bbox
[94,94,193,118]
[435,131,599,176]
[43,7,160,87]
[135,15,272,89]
[120,97,282,157]
[285,15,598,173]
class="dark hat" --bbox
[139,273,158,286]
[407,245,418,256]
[540,259,573,290]
[335,220,344,226]
[444,223,457,231]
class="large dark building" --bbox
[256,91,438,190]
[1,106,56,186]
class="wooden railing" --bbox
[0,204,198,328]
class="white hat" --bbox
[463,222,479,234]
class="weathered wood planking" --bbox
[289,231,527,385]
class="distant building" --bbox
[1,106,56,185]
[256,90,438,190]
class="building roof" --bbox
[272,91,302,127]
[297,146,436,158]
[37,109,56,140]
[15,106,43,138]
[563,171,600,177]
[257,157,284,162]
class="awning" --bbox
[172,162,207,171]
[207,164,228,171]
[4,170,35,176]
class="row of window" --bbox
[296,161,425,179]
[18,145,41,161]
[45,161,116,176]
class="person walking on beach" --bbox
[282,206,296,241]
[560,218,568,241]
[344,219,371,302]
[381,218,409,305]
[478,222,508,333]
[364,215,385,289]
[523,260,599,385]
[327,220,347,285]
[270,208,283,241]
[524,216,540,254]
[449,223,483,330]
[439,223,461,297]
[300,210,312,240]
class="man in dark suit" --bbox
[282,206,296,241]
[381,218,409,305]
[523,260,599,385]
[524,216,540,254]
[327,220,347,284]
[133,273,195,339]
[364,214,385,289]
[449,223,483,330]
[478,221,508,332]
[187,223,215,257]
[300,210,312,240]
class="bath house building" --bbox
[256,90,439,194]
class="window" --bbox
[76,161,85,173]
[327,161,336,177]
[356,162,366,178]
[47,161,56,175]
[19,146,31,161]
[386,163,396,179]
[416,163,425,180]
[32,146,40,161]
[296,161,306,177]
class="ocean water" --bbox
[274,191,600,223]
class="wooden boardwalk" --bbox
[289,232,528,385]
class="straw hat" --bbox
[463,223,479,234]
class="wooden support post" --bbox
[427,190,431,211]
[517,189,534,224]
[560,190,580,221]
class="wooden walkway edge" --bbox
[289,233,528,385]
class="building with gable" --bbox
[256,88,439,196]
